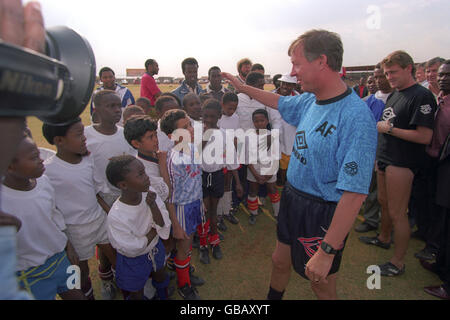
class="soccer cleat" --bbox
[359,235,391,249]
[100,280,117,300]
[378,262,405,276]
[199,246,210,264]
[178,284,201,300]
[217,216,228,231]
[249,214,257,225]
[212,245,223,260]
[224,213,239,224]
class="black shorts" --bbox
[377,160,419,175]
[202,170,225,199]
[277,182,347,279]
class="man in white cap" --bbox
[273,74,301,187]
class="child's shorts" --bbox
[202,169,225,198]
[247,167,276,184]
[115,239,166,292]
[175,199,205,237]
[16,250,72,300]
[277,182,347,279]
[65,213,109,261]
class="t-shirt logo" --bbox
[419,104,432,115]
[295,131,308,150]
[381,107,396,121]
[344,161,358,176]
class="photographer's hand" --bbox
[0,0,45,53]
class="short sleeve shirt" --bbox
[376,84,437,168]
[278,88,377,202]
[140,73,161,106]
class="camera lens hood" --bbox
[43,26,96,124]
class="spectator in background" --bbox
[425,57,446,100]
[272,74,282,90]
[206,66,229,102]
[251,63,265,74]
[90,67,135,126]
[364,75,378,99]
[228,58,253,93]
[172,57,205,102]
[353,76,369,98]
[140,59,162,107]
[355,63,393,233]
[416,62,428,87]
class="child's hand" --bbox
[156,150,167,162]
[65,241,80,266]
[172,221,189,240]
[146,191,158,207]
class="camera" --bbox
[0,26,96,125]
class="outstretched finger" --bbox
[24,1,45,53]
[0,0,25,46]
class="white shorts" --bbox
[247,167,276,184]
[65,213,109,261]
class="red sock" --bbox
[197,219,210,247]
[98,265,114,281]
[174,256,191,288]
[208,233,220,247]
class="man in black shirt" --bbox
[362,50,437,276]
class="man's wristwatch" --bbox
[387,121,394,135]
[320,241,338,255]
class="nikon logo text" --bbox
[0,70,53,98]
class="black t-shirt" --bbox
[376,84,437,168]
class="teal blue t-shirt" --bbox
[278,88,377,203]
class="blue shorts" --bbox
[115,239,166,292]
[175,199,204,236]
[16,250,71,300]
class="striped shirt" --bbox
[167,144,202,205]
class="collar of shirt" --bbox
[180,80,202,94]
[206,85,226,94]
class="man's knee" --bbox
[271,246,291,272]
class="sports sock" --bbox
[208,233,220,247]
[247,196,258,216]
[152,274,170,300]
[81,277,95,300]
[269,192,281,217]
[174,256,191,288]
[98,265,114,281]
[197,219,210,247]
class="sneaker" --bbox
[101,280,117,300]
[359,235,391,249]
[414,248,436,261]
[217,217,227,231]
[192,233,200,249]
[212,245,223,260]
[249,214,257,225]
[190,273,205,287]
[224,213,239,225]
[218,232,224,241]
[378,262,405,276]
[178,284,201,300]
[199,246,210,264]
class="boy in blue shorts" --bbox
[160,109,205,300]
[106,155,171,300]
[1,136,85,300]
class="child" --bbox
[122,105,145,124]
[160,109,205,300]
[182,92,202,123]
[155,95,181,152]
[84,90,137,208]
[247,109,281,225]
[42,118,117,300]
[1,137,85,300]
[105,155,171,300]
[199,99,243,263]
[135,97,153,115]
[217,92,241,227]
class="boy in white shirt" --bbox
[217,92,241,227]
[42,118,116,300]
[1,137,85,300]
[106,155,171,300]
[199,99,243,263]
[155,95,181,152]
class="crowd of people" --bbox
[1,1,449,302]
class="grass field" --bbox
[26,84,441,300]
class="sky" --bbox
[30,0,450,78]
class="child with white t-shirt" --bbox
[42,118,117,300]
[1,137,85,300]
[106,155,171,300]
[217,92,242,228]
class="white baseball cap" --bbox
[278,73,297,84]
